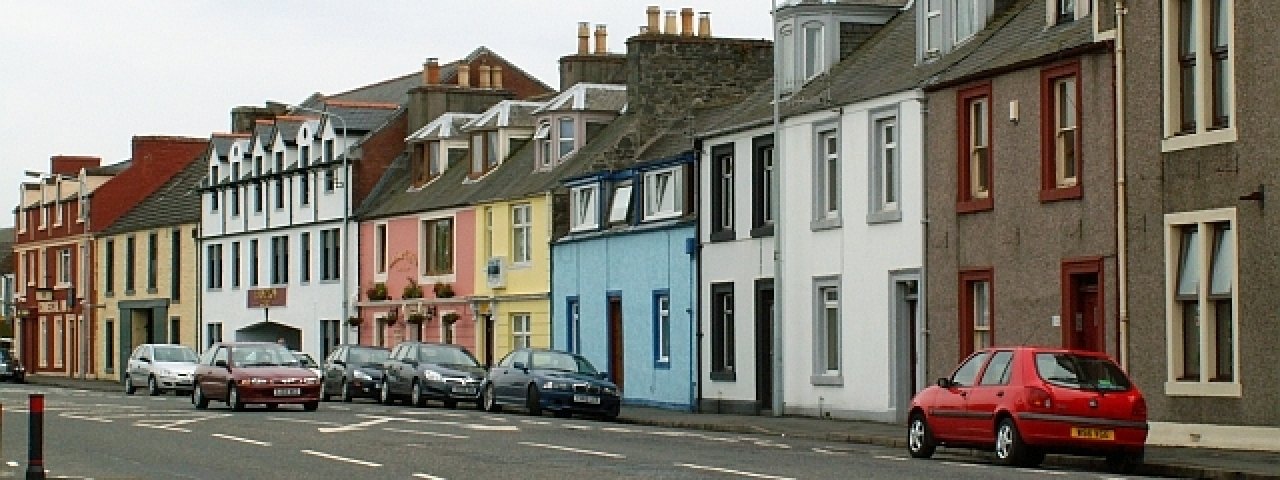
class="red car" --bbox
[907,347,1147,472]
[192,342,321,411]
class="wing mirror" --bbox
[513,361,527,371]
[214,359,230,370]
[936,377,953,388]
[597,372,609,380]
[333,359,346,367]
[139,357,151,363]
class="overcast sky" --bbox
[0,1,775,228]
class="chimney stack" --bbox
[664,10,678,34]
[577,22,591,54]
[680,8,694,36]
[478,65,492,88]
[698,12,711,37]
[646,6,661,34]
[424,57,441,85]
[491,65,503,89]
[594,24,608,54]
[458,64,471,87]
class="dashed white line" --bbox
[317,417,394,433]
[518,441,625,459]
[520,419,551,425]
[6,461,18,467]
[412,474,446,480]
[601,427,636,433]
[675,463,795,480]
[211,433,272,446]
[299,449,382,468]
[561,424,592,430]
[268,417,342,427]
[941,461,987,468]
[384,427,469,439]
[1020,468,1067,475]
[872,455,907,461]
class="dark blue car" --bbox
[481,348,621,420]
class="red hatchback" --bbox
[907,347,1147,472]
[192,342,321,411]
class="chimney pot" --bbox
[646,6,661,34]
[664,10,678,34]
[477,65,492,88]
[698,12,712,37]
[680,8,694,36]
[424,57,441,85]
[491,65,504,89]
[577,21,590,55]
[458,64,471,87]
[594,24,608,54]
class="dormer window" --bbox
[535,121,552,168]
[428,142,443,177]
[803,23,824,79]
[558,118,575,159]
[1056,0,1076,23]
[608,183,633,225]
[778,25,795,90]
[925,0,943,55]
[324,139,334,164]
[300,145,310,168]
[274,152,283,173]
[569,184,599,232]
[254,156,262,176]
[471,131,502,176]
[955,0,981,43]
[644,167,684,221]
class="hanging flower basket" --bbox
[441,312,460,325]
[379,309,399,326]
[367,282,390,301]
[346,316,364,327]
[402,277,424,299]
[407,313,427,325]
[433,282,455,298]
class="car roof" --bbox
[339,344,389,350]
[982,346,1113,357]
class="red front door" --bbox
[1066,274,1102,352]
[607,297,624,391]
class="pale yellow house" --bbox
[470,194,555,365]
[95,159,205,380]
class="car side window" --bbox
[129,346,144,361]
[497,352,514,368]
[211,347,229,366]
[978,351,1014,386]
[198,347,216,365]
[512,351,530,367]
[950,352,990,387]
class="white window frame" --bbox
[1053,75,1079,187]
[420,217,454,276]
[557,117,575,160]
[868,107,902,224]
[656,293,671,364]
[1164,207,1240,397]
[760,145,775,226]
[58,248,72,286]
[924,0,944,57]
[569,185,599,232]
[716,154,734,231]
[968,97,991,200]
[812,276,842,385]
[374,223,388,278]
[608,184,633,225]
[53,316,63,368]
[512,313,532,350]
[511,204,532,265]
[643,166,683,221]
[812,126,842,229]
[802,23,824,80]
[1161,0,1236,152]
[954,0,983,44]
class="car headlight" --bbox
[602,387,618,396]
[240,378,269,385]
[303,377,319,384]
[542,381,572,391]
[422,370,443,382]
[353,370,373,381]
[156,369,173,377]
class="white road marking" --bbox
[463,424,519,431]
[561,424,592,430]
[412,473,446,480]
[317,417,394,433]
[518,441,625,459]
[327,406,350,411]
[269,417,342,427]
[520,419,551,425]
[872,455,908,461]
[1019,468,1067,476]
[6,461,18,467]
[384,427,469,439]
[812,448,845,455]
[211,433,272,446]
[300,449,382,468]
[941,461,986,468]
[675,463,795,480]
[60,414,112,423]
[355,414,519,432]
[601,427,635,433]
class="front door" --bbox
[1066,273,1102,351]
[754,281,774,413]
[607,296,624,391]
[895,278,921,422]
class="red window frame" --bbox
[959,268,995,358]
[956,83,994,213]
[1039,62,1083,202]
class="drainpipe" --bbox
[1114,0,1130,371]
[769,0,785,417]
[918,96,930,397]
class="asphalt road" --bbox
[0,383,1166,480]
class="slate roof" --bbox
[928,0,1098,88]
[272,117,317,146]
[210,133,248,163]
[463,101,546,131]
[100,152,208,236]
[317,101,402,134]
[406,113,481,143]
[533,83,627,114]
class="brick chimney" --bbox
[698,12,712,37]
[578,22,591,54]
[50,156,101,177]
[664,10,678,34]
[594,24,608,54]
[646,6,661,34]
[680,8,694,36]
[424,57,440,85]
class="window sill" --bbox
[653,360,671,370]
[1040,184,1082,202]
[810,374,844,386]
[146,288,158,295]
[749,224,774,238]
[1164,380,1241,397]
[569,225,599,234]
[125,289,136,296]
[1161,127,1237,153]
[866,209,902,225]
[956,198,994,214]
[708,230,735,243]
[643,212,683,223]
[104,292,114,298]
[810,217,842,231]
[709,371,737,382]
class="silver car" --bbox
[124,344,198,396]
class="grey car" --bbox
[124,344,198,396]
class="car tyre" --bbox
[303,401,319,412]
[266,403,279,410]
[526,385,542,416]
[907,413,937,459]
[1105,450,1143,474]
[192,384,209,410]
[411,380,426,408]
[600,404,620,421]
[123,374,135,395]
[341,379,354,403]
[379,380,394,405]
[228,385,245,411]
[443,399,458,409]
[994,417,1037,467]
[482,384,501,413]
[147,376,161,396]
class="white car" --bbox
[124,344,199,396]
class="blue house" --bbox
[550,26,773,411]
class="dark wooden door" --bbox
[754,283,774,412]
[1070,276,1102,352]
[607,297,624,391]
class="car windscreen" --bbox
[530,352,598,375]
[232,346,300,367]
[350,347,390,364]
[153,346,198,363]
[293,353,318,368]
[1035,353,1132,391]
[419,346,479,367]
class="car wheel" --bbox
[482,384,501,412]
[303,401,319,412]
[526,385,542,416]
[341,379,354,403]
[192,384,209,410]
[123,374,135,395]
[379,380,393,405]
[600,405,620,421]
[553,410,571,418]
[444,399,458,409]
[147,376,160,396]
[907,413,937,459]
[994,417,1036,467]
[1105,450,1143,474]
[411,380,425,408]
[266,403,279,410]
[318,380,330,402]
[228,385,245,411]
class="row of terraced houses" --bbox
[8,0,1279,450]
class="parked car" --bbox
[0,348,25,383]
[906,346,1147,472]
[380,342,485,408]
[320,344,390,402]
[481,348,620,420]
[292,351,323,379]
[124,344,198,396]
[191,342,321,411]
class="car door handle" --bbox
[959,392,967,397]
[996,391,1004,397]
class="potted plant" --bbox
[366,282,390,301]
[346,316,364,327]
[379,309,399,326]
[402,277,424,299]
[433,281,455,298]
[441,312,460,325]
[407,312,427,325]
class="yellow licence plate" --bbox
[1070,427,1115,440]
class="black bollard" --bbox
[25,394,44,480]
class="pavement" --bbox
[22,374,1280,480]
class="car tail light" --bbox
[1131,396,1147,419]
[1026,386,1053,410]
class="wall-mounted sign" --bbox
[247,287,287,308]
